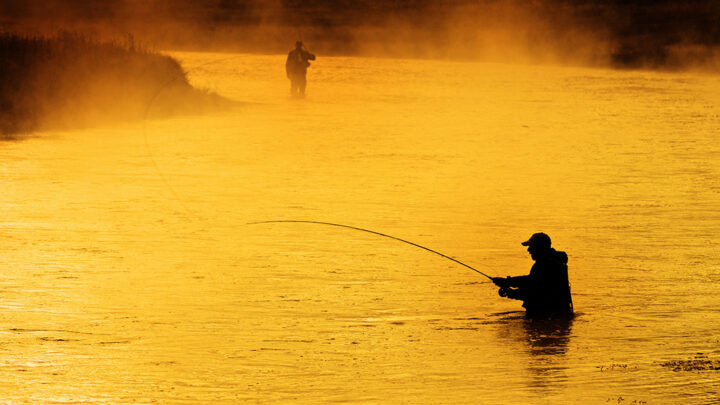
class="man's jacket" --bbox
[502,248,573,317]
[286,49,316,77]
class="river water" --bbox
[2,52,719,404]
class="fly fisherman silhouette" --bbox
[492,233,574,318]
[286,41,316,97]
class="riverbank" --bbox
[0,32,229,139]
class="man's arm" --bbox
[492,275,530,289]
[493,275,533,301]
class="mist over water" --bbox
[2,52,719,403]
[3,0,720,69]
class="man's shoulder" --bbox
[553,250,568,265]
[540,249,568,265]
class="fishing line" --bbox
[142,55,498,283]
[247,220,496,280]
[141,52,246,220]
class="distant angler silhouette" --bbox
[285,41,316,97]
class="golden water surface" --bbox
[2,52,720,403]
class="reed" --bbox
[0,32,227,137]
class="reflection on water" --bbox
[2,52,720,403]
[523,315,574,396]
[523,316,574,357]
[494,312,574,394]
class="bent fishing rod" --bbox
[247,220,495,281]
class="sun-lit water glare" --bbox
[2,52,719,403]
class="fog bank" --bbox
[2,0,719,69]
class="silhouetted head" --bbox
[295,41,303,49]
[522,232,552,260]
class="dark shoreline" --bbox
[2,1,719,71]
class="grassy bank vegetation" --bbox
[0,32,228,138]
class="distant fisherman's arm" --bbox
[285,53,292,77]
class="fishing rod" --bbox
[247,220,495,280]
[141,58,499,284]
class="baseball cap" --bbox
[521,232,551,248]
